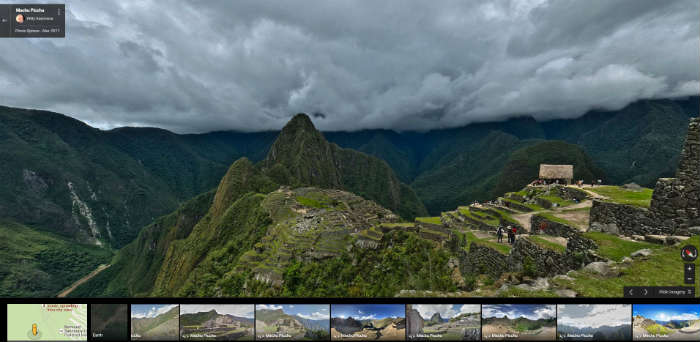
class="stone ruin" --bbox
[649,117,700,235]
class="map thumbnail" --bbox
[7,304,87,341]
[331,304,406,341]
[180,304,254,341]
[256,304,330,340]
[482,304,555,341]
[90,304,128,341]
[557,304,631,341]
[407,304,480,340]
[633,304,700,341]
[131,304,179,341]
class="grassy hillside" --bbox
[132,306,179,339]
[0,219,113,297]
[0,106,274,248]
[67,190,215,297]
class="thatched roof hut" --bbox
[539,164,573,183]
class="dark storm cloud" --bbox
[0,0,697,133]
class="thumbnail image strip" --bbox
[632,304,700,341]
[331,304,406,341]
[255,304,330,340]
[90,304,128,341]
[481,304,556,341]
[7,304,87,341]
[130,304,179,341]
[179,304,254,341]
[406,304,480,340]
[557,304,631,341]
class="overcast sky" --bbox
[1,0,698,133]
[558,304,630,329]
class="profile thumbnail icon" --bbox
[16,14,24,24]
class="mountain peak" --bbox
[265,113,341,188]
[285,113,316,131]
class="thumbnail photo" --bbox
[180,304,254,341]
[481,304,556,341]
[557,304,631,341]
[331,304,406,341]
[7,304,87,341]
[131,304,179,341]
[255,304,330,340]
[406,304,480,340]
[90,304,128,341]
[633,304,700,341]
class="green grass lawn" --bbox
[582,232,661,261]
[465,231,511,255]
[527,236,566,253]
[458,208,499,226]
[646,324,671,336]
[588,186,653,208]
[551,235,699,297]
[537,212,577,227]
[296,196,329,208]
[416,216,443,225]
[489,208,520,225]
[380,222,415,228]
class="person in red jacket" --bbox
[511,226,517,244]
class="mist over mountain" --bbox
[2,1,697,133]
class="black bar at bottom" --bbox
[624,286,695,298]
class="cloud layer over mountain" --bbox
[1,0,697,132]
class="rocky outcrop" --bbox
[331,317,363,334]
[428,313,443,326]
[406,306,424,336]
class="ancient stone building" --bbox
[650,117,700,235]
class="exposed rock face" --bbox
[428,313,443,325]
[583,261,620,277]
[331,317,363,334]
[406,306,424,336]
[630,249,653,258]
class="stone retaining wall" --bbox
[460,243,509,279]
[531,215,597,252]
[588,200,663,235]
[555,186,588,201]
[649,118,699,235]
[499,198,533,212]
[508,237,572,277]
